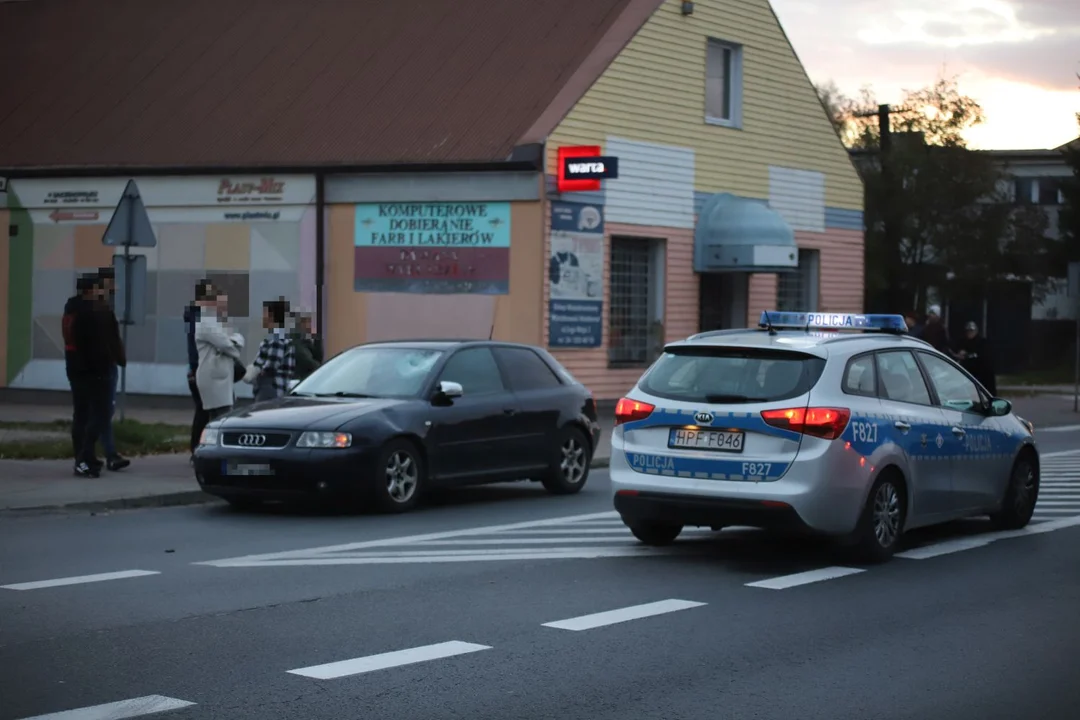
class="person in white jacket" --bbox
[194,284,244,419]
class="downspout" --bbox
[315,171,326,358]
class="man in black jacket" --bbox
[63,274,98,470]
[957,321,997,395]
[70,275,114,477]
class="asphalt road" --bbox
[3,443,1080,719]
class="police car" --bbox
[610,311,1039,561]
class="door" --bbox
[426,347,521,481]
[874,350,953,521]
[916,351,1004,512]
[492,346,566,471]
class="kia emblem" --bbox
[693,411,714,425]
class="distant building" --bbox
[0,0,864,400]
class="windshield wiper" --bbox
[313,391,376,398]
[704,393,765,403]
[289,391,316,397]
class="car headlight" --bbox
[1018,416,1034,434]
[297,431,352,449]
[199,428,220,446]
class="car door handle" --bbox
[894,421,911,432]
[951,426,966,436]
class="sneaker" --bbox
[107,456,131,471]
[74,462,100,478]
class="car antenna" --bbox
[763,310,777,336]
[489,298,498,340]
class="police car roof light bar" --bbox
[757,311,907,333]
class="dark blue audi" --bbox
[193,340,601,512]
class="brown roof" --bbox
[0,0,661,172]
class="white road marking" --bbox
[745,567,865,590]
[1,570,160,591]
[16,695,194,719]
[205,547,667,566]
[897,514,1080,559]
[1041,449,1080,458]
[287,641,490,679]
[197,510,623,566]
[542,599,706,631]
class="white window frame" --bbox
[705,38,743,129]
[776,248,820,312]
[608,236,666,369]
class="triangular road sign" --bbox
[102,179,157,248]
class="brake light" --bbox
[615,397,655,426]
[761,407,850,440]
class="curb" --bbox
[0,490,219,516]
[0,458,613,515]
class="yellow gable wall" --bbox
[548,0,862,211]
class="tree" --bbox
[816,75,1055,312]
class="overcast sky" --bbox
[771,0,1080,149]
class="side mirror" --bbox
[436,381,463,399]
[989,398,1011,416]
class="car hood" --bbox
[217,396,404,431]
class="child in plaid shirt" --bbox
[245,299,296,402]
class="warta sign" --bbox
[556,145,619,192]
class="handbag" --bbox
[233,358,246,383]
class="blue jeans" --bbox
[101,365,118,458]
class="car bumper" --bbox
[193,445,379,501]
[608,435,871,535]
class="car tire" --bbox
[223,496,261,511]
[627,521,683,546]
[374,438,425,514]
[541,425,591,495]
[989,453,1039,530]
[852,472,906,563]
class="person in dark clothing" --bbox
[288,309,322,381]
[96,266,131,471]
[185,302,203,458]
[957,321,996,395]
[71,276,114,477]
[63,274,98,470]
[920,304,953,356]
[904,311,924,338]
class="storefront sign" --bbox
[217,177,287,202]
[548,201,604,348]
[562,156,618,182]
[353,202,511,294]
[556,145,603,193]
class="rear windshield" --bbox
[639,347,826,403]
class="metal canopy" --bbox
[693,192,798,273]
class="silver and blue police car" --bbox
[610,311,1039,561]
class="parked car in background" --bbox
[193,340,601,512]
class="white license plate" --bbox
[223,461,274,476]
[668,428,745,452]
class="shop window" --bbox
[705,38,743,128]
[609,236,665,368]
[776,249,820,312]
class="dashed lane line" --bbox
[542,599,706,631]
[15,695,194,720]
[287,641,491,679]
[1,570,161,591]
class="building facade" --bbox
[0,0,863,402]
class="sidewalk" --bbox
[0,398,615,513]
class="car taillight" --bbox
[615,397,655,426]
[761,407,850,440]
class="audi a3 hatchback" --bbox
[194,340,601,512]
[610,312,1040,561]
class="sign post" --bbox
[102,180,156,420]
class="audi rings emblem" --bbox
[238,433,267,447]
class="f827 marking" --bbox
[742,462,772,477]
[851,421,878,444]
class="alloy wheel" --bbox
[560,436,587,485]
[872,481,901,548]
[1014,464,1037,515]
[385,450,418,503]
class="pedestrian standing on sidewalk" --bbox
[921,305,955,356]
[194,287,244,421]
[96,266,131,471]
[288,307,322,382]
[243,298,295,401]
[185,280,213,460]
[70,275,113,477]
[63,273,98,469]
